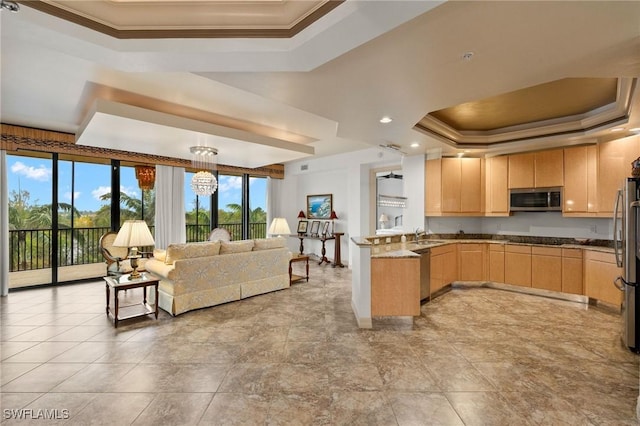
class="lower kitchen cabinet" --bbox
[459,243,486,281]
[504,244,531,287]
[371,257,421,316]
[584,250,623,307]
[430,244,457,295]
[562,248,583,295]
[531,246,562,292]
[489,244,505,282]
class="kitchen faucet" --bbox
[415,227,422,242]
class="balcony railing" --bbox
[8,222,267,273]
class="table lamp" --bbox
[113,220,155,279]
[329,210,338,235]
[379,213,389,229]
[268,217,291,238]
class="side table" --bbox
[103,272,159,328]
[289,254,309,284]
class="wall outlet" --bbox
[590,225,597,233]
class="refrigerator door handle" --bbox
[613,189,623,268]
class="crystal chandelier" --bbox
[190,146,218,196]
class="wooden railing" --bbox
[8,222,267,272]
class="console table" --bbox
[293,232,344,268]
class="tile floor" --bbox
[1,261,639,425]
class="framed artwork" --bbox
[307,194,333,219]
[321,221,330,236]
[310,220,321,236]
[297,220,308,234]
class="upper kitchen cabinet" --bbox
[485,156,509,215]
[598,135,640,215]
[563,145,598,216]
[425,158,442,216]
[426,157,483,216]
[508,150,563,189]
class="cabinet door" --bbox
[430,253,444,295]
[425,159,442,215]
[443,246,458,285]
[504,245,531,287]
[460,158,482,212]
[598,135,639,214]
[441,158,461,212]
[586,145,598,213]
[508,153,535,189]
[584,250,623,306]
[459,243,485,281]
[488,245,505,283]
[531,246,562,292]
[563,146,588,213]
[486,156,509,214]
[535,149,563,188]
[561,249,583,295]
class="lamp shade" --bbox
[268,218,291,236]
[379,214,389,223]
[297,210,306,219]
[113,220,155,248]
[329,210,338,220]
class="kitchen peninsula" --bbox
[350,234,620,328]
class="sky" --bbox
[7,155,267,213]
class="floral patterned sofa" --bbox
[144,238,291,316]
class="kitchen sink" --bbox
[416,240,445,245]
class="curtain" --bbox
[154,165,185,249]
[1,150,9,296]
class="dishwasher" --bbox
[419,249,430,302]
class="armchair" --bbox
[99,231,129,275]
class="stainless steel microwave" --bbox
[509,187,562,211]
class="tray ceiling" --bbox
[414,78,636,149]
[18,0,344,38]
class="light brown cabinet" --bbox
[425,158,442,216]
[442,158,482,213]
[504,244,531,287]
[563,145,598,216]
[584,250,623,307]
[459,243,486,281]
[531,246,562,292]
[426,158,483,215]
[430,244,457,296]
[485,156,509,215]
[508,150,563,189]
[598,135,640,215]
[371,257,421,316]
[562,248,583,295]
[488,244,505,283]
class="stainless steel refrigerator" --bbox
[614,177,640,353]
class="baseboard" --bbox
[351,299,372,328]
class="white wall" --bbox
[282,147,408,265]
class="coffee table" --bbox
[103,272,159,328]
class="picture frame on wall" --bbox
[307,194,333,219]
[310,220,321,236]
[321,221,330,236]
[297,220,308,234]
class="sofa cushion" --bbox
[253,237,286,251]
[153,249,167,263]
[165,241,221,264]
[220,240,255,254]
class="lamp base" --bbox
[128,255,142,280]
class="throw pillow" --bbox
[253,237,286,251]
[153,249,167,262]
[220,240,255,254]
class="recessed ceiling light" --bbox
[611,127,625,132]
[462,52,474,61]
[410,142,420,148]
[379,116,393,124]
